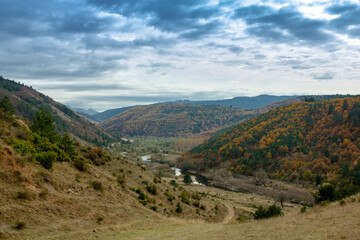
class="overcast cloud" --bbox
[1,0,360,111]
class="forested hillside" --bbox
[180,97,360,186]
[0,76,115,145]
[100,103,256,137]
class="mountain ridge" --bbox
[0,76,115,145]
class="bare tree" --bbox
[254,168,268,186]
[276,192,289,208]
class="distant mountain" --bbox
[71,107,99,115]
[171,95,296,110]
[0,76,115,145]
[75,111,101,123]
[99,103,256,137]
[179,96,360,186]
[93,106,135,122]
[92,95,295,122]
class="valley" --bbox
[2,0,360,239]
[1,77,359,239]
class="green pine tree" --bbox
[0,96,15,116]
[183,173,192,185]
[30,109,58,142]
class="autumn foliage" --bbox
[100,103,255,137]
[180,97,360,185]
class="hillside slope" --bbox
[99,103,256,137]
[180,97,360,185]
[95,193,360,240]
[0,112,227,239]
[0,76,114,145]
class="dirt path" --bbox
[221,202,234,224]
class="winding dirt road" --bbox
[221,203,234,224]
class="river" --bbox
[141,155,205,185]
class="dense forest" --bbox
[179,97,360,186]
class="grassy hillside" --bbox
[100,103,256,137]
[104,193,360,240]
[0,76,114,145]
[0,109,228,239]
[179,97,360,186]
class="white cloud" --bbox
[1,0,360,111]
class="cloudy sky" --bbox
[1,0,360,111]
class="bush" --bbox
[315,184,336,202]
[183,173,192,185]
[300,205,307,213]
[105,155,112,162]
[253,205,283,220]
[165,191,175,202]
[192,200,200,208]
[153,176,161,184]
[14,221,26,230]
[149,205,157,212]
[117,175,126,186]
[10,139,35,156]
[33,151,57,170]
[179,192,190,205]
[146,184,157,195]
[320,200,330,206]
[169,180,179,187]
[176,202,183,213]
[315,183,360,204]
[55,148,71,162]
[96,216,104,224]
[16,191,31,200]
[73,157,88,171]
[91,181,103,192]
[139,192,147,201]
[237,216,244,222]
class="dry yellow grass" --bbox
[43,194,358,240]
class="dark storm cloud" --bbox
[326,3,360,38]
[88,0,221,39]
[0,0,116,38]
[233,5,333,44]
